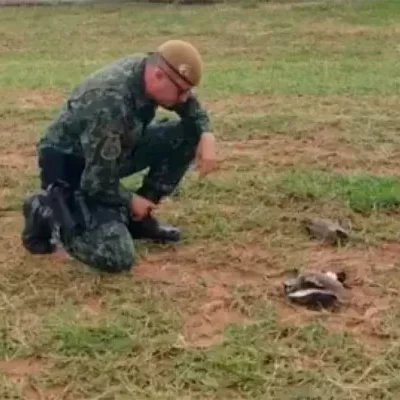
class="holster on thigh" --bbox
[39,147,127,241]
[44,181,87,243]
[46,180,78,235]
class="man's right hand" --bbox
[130,195,157,220]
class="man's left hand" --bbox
[195,132,217,176]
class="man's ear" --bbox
[153,66,165,80]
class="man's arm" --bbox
[172,92,211,140]
[172,93,217,176]
[79,94,132,208]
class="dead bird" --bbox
[284,270,349,309]
[302,217,351,245]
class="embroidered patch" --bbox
[100,133,121,161]
[178,63,191,79]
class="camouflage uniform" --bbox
[22,53,210,273]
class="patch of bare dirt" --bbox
[24,385,67,400]
[81,297,103,317]
[0,357,62,400]
[298,20,400,39]
[183,284,247,348]
[0,121,40,153]
[0,89,62,155]
[0,32,28,55]
[218,136,400,175]
[220,136,353,171]
[134,243,271,288]
[0,150,37,171]
[273,242,400,350]
[206,93,400,116]
[0,213,25,264]
[299,21,375,37]
[0,147,37,214]
[6,89,64,110]
[134,238,400,349]
[0,357,44,379]
[135,243,271,347]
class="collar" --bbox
[132,54,156,111]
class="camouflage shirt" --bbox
[38,54,211,207]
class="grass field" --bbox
[2,0,400,398]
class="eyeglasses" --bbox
[160,65,192,97]
[170,77,191,97]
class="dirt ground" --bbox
[2,86,400,398]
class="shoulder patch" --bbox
[100,133,121,161]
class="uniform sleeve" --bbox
[171,92,211,139]
[79,94,132,208]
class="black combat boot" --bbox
[21,192,56,254]
[129,214,181,243]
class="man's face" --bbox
[152,65,193,107]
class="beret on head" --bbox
[156,39,203,86]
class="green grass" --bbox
[276,170,400,213]
[2,0,400,398]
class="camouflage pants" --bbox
[62,204,133,273]
[47,120,199,273]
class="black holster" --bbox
[38,146,130,239]
[39,148,97,239]
[45,180,78,240]
[45,180,96,241]
[47,180,74,224]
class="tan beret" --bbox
[156,39,203,86]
